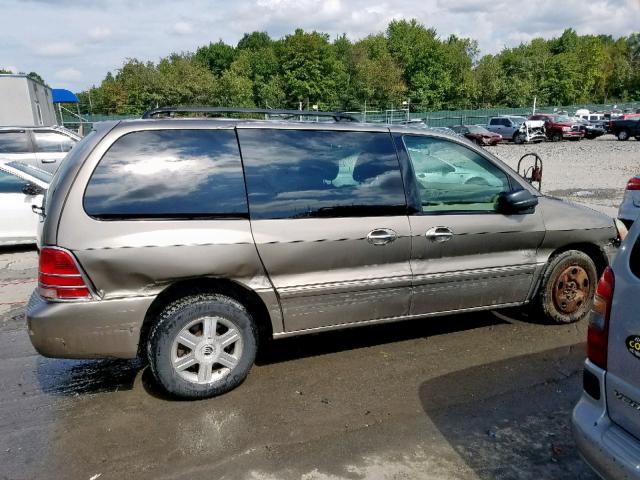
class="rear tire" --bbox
[147,294,258,399]
[533,250,597,324]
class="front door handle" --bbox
[367,228,397,246]
[40,159,56,163]
[426,226,453,243]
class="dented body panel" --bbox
[27,117,620,360]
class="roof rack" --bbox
[141,107,359,122]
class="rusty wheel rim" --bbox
[552,265,590,314]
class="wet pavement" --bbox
[0,246,599,480]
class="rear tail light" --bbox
[587,267,614,369]
[626,177,640,191]
[38,247,93,301]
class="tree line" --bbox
[76,20,640,115]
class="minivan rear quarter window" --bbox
[84,129,247,219]
[239,129,406,219]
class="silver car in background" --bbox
[573,219,640,479]
[0,125,80,173]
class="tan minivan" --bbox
[27,108,623,399]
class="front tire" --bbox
[533,250,597,324]
[147,294,257,399]
[618,129,629,141]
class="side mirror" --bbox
[22,183,43,196]
[497,189,538,214]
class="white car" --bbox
[0,161,51,246]
[0,126,80,174]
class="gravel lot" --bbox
[488,135,640,216]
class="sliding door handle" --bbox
[425,226,453,243]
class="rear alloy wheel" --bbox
[535,250,597,324]
[618,129,629,141]
[148,294,257,399]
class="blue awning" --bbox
[52,88,79,103]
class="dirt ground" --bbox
[1,136,638,480]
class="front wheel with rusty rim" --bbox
[536,250,597,324]
[148,294,257,399]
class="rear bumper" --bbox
[573,360,640,480]
[26,291,154,359]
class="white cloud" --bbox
[171,21,193,35]
[88,26,111,42]
[2,0,639,92]
[34,41,80,57]
[54,67,83,81]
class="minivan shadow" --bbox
[36,357,143,396]
[36,309,521,398]
[256,310,509,365]
[0,244,37,254]
[418,344,594,479]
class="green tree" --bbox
[237,31,273,51]
[157,54,217,107]
[215,54,255,107]
[194,41,236,75]
[278,29,343,108]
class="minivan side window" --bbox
[239,129,406,219]
[0,131,30,153]
[403,135,511,213]
[84,129,247,219]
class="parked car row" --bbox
[482,112,640,143]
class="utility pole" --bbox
[88,87,93,115]
[532,96,537,115]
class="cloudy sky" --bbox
[2,0,639,92]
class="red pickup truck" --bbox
[529,114,584,141]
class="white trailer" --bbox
[0,74,57,126]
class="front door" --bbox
[238,127,413,333]
[0,170,40,243]
[396,134,546,315]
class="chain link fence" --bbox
[347,101,640,127]
[61,101,640,134]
